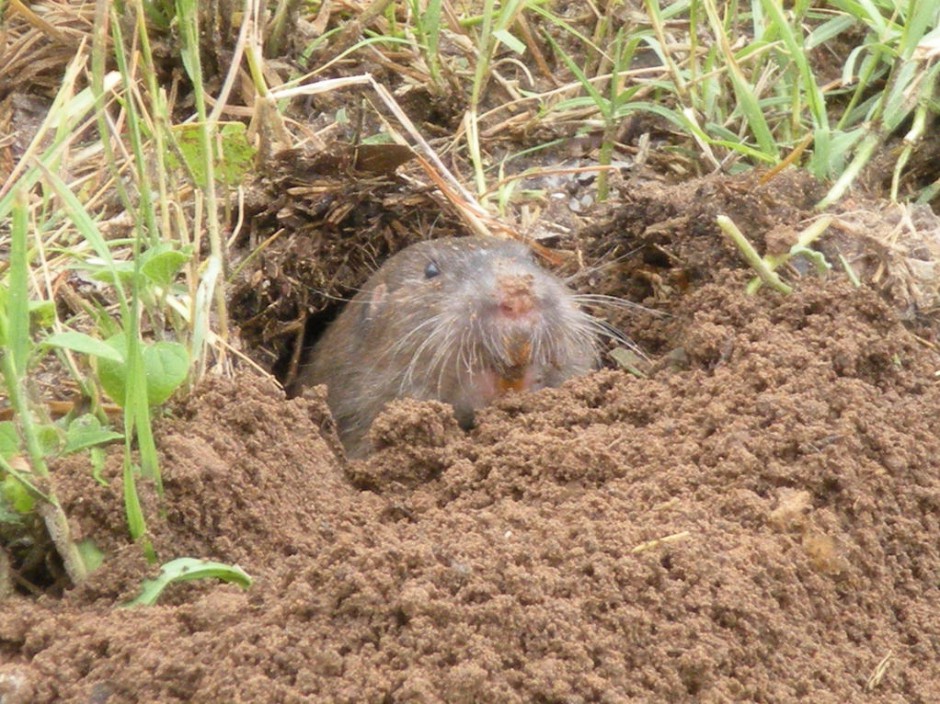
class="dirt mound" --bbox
[2,269,939,701]
[3,170,940,702]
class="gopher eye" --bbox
[424,261,441,279]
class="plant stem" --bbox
[717,215,793,294]
[1,190,87,585]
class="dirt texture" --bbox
[3,173,940,703]
[4,0,940,699]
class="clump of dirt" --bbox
[580,170,940,352]
[2,172,939,702]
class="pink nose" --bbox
[497,274,535,318]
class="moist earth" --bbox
[2,174,940,703]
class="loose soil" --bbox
[2,171,940,703]
[4,4,940,700]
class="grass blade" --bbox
[125,557,252,606]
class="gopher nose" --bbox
[496,273,535,318]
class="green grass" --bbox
[529,0,937,201]
[1,189,88,585]
[124,557,252,606]
[0,1,250,592]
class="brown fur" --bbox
[300,237,599,456]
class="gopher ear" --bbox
[360,282,388,324]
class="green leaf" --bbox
[77,539,105,573]
[0,285,7,347]
[217,122,256,185]
[89,261,137,288]
[97,335,189,407]
[28,300,57,329]
[610,347,648,379]
[141,0,175,30]
[170,122,256,188]
[140,244,192,287]
[790,245,832,274]
[125,557,252,606]
[1,475,35,514]
[63,414,124,454]
[36,424,61,457]
[493,29,526,54]
[44,331,125,363]
[0,498,22,524]
[123,456,147,543]
[90,446,108,486]
[143,341,190,405]
[543,33,611,118]
[96,334,133,407]
[0,422,18,460]
[9,187,30,376]
[175,0,199,79]
[806,14,856,50]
